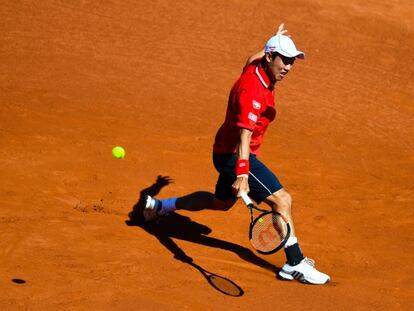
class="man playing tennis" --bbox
[143,24,330,285]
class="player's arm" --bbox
[232,128,252,197]
[244,50,265,67]
[237,128,252,163]
[244,23,288,67]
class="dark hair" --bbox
[270,52,280,60]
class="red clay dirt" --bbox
[1,1,413,310]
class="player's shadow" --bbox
[126,175,279,295]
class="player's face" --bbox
[268,54,295,82]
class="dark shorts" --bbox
[213,153,283,204]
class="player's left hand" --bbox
[276,23,289,36]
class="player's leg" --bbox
[143,192,235,221]
[263,189,303,263]
[143,154,237,221]
[265,190,330,284]
[247,156,301,263]
[178,192,236,211]
[171,164,238,212]
[263,188,296,235]
[248,157,330,285]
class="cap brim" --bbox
[295,52,305,59]
[274,49,305,59]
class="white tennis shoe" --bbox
[143,195,161,222]
[278,258,330,285]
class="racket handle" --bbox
[240,192,253,207]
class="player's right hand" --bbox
[232,176,249,197]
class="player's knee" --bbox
[280,190,292,207]
[267,189,292,214]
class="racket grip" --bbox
[240,192,253,206]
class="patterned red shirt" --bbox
[213,59,276,155]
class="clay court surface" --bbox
[1,0,413,309]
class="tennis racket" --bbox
[240,192,291,255]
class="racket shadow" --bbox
[131,215,247,296]
[189,261,244,297]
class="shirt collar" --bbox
[255,63,272,90]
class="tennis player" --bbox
[144,24,330,285]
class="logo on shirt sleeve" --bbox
[252,100,261,110]
[248,112,258,122]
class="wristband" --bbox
[236,159,249,177]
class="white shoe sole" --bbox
[278,270,330,285]
[278,270,294,281]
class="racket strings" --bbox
[251,213,288,252]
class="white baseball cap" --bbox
[264,34,305,59]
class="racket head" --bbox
[249,211,291,255]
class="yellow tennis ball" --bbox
[112,146,125,159]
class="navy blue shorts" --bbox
[213,153,283,204]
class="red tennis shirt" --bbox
[213,59,276,155]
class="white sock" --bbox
[158,198,177,215]
[284,236,298,248]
